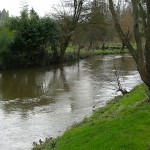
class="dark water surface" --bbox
[0,55,141,150]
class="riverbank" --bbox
[0,49,128,70]
[64,49,128,62]
[33,84,150,150]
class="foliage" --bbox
[3,8,60,67]
[72,0,114,51]
[33,84,150,150]
[0,9,9,24]
[51,0,86,63]
[0,27,16,64]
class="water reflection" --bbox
[0,67,71,99]
[0,66,72,112]
[0,54,141,150]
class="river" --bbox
[0,55,141,150]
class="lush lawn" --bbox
[33,84,150,150]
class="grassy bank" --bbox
[64,49,128,62]
[33,84,150,150]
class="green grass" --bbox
[64,48,128,62]
[66,47,128,55]
[33,84,150,150]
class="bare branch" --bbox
[109,0,138,62]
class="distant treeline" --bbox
[0,0,132,68]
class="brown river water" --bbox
[0,55,141,150]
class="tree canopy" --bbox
[0,8,60,67]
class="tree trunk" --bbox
[77,43,81,59]
[54,0,85,64]
[109,0,150,92]
[59,35,71,63]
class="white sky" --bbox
[0,0,60,17]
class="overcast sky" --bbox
[0,0,60,17]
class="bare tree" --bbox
[109,0,150,95]
[52,0,88,63]
[119,4,134,50]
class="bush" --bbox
[0,27,16,66]
[3,9,60,68]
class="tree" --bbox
[85,0,109,49]
[52,0,87,63]
[109,0,150,94]
[118,2,134,50]
[0,9,9,22]
[71,0,111,52]
[0,27,16,63]
[4,8,59,67]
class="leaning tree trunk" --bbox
[108,0,150,93]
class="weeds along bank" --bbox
[33,84,150,150]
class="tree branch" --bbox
[109,0,138,62]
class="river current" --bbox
[0,55,141,150]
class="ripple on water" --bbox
[0,55,141,150]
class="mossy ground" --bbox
[33,84,150,150]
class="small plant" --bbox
[113,63,128,95]
[51,140,56,148]
[106,58,128,95]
